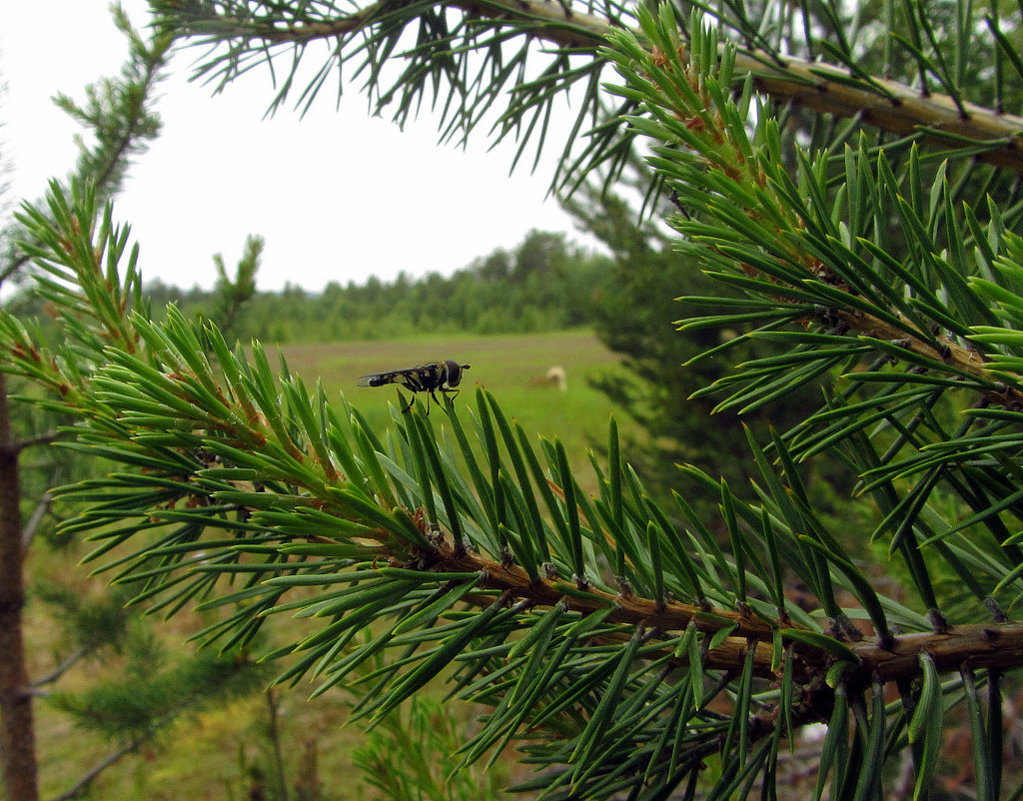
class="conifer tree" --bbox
[6,0,1023,798]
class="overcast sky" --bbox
[1,1,595,292]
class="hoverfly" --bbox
[357,359,470,414]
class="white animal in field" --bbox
[528,366,567,391]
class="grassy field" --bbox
[28,328,635,800]
[271,328,629,493]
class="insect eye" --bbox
[444,359,464,386]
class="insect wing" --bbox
[357,368,413,388]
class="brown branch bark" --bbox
[856,622,1023,681]
[14,432,61,454]
[0,373,39,801]
[833,308,1023,408]
[185,0,1023,174]
[429,536,1023,688]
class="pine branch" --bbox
[346,530,1023,687]
[830,308,1023,408]
[7,185,1023,706]
[606,18,1023,416]
[2,5,172,291]
[54,4,173,199]
[748,56,1023,175]
[159,0,1023,174]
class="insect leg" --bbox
[398,374,424,414]
[422,389,441,416]
[440,387,460,408]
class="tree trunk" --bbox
[0,373,39,801]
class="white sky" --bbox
[0,1,595,292]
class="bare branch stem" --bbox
[46,740,139,801]
[30,647,88,690]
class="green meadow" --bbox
[30,328,635,800]
[269,328,630,492]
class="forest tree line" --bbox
[145,229,615,342]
